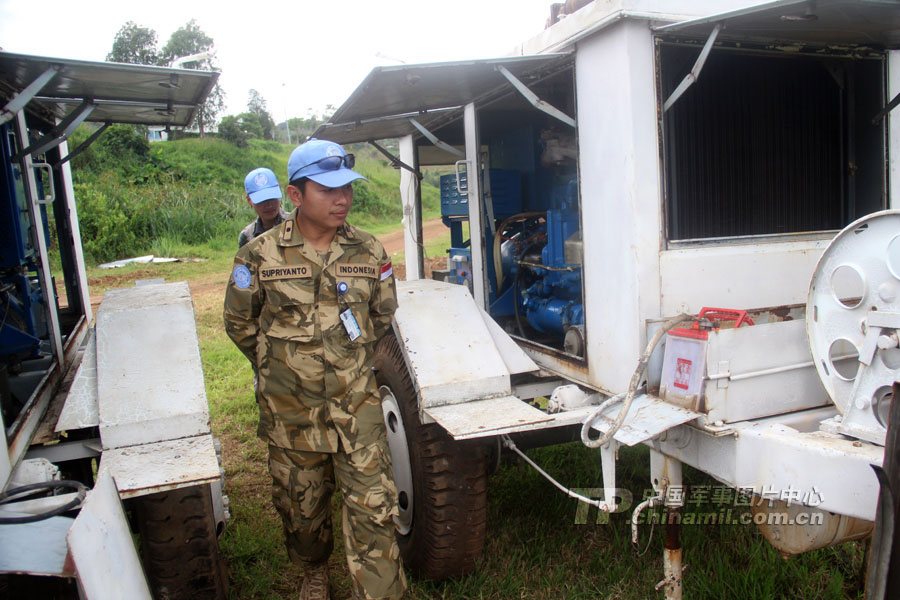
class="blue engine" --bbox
[511,181,583,338]
[439,163,584,353]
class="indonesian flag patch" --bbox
[380,260,393,281]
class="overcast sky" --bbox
[0,0,555,121]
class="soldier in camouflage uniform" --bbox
[239,166,291,248]
[224,139,405,600]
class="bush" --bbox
[218,115,250,147]
[67,129,442,264]
[74,182,136,262]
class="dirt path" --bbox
[378,217,445,255]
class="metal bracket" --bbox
[368,140,422,179]
[408,117,464,158]
[12,100,95,162]
[496,65,576,128]
[663,23,723,112]
[55,122,111,168]
[872,90,900,126]
[0,65,59,126]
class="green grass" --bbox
[82,244,869,600]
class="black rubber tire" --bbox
[133,484,228,600]
[374,334,488,580]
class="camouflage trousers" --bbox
[268,438,407,600]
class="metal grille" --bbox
[663,48,846,240]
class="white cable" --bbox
[501,435,612,512]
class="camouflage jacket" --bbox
[237,207,291,249]
[224,211,397,452]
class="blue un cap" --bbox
[287,138,367,188]
[244,167,283,204]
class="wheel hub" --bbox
[380,385,414,535]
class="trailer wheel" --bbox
[374,334,488,580]
[133,484,228,599]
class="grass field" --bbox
[84,236,870,600]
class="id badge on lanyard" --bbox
[337,281,362,341]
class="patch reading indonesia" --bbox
[232,264,252,289]
[335,263,377,278]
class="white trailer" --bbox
[0,53,228,598]
[315,1,900,596]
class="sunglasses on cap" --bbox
[290,154,355,181]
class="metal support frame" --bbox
[12,101,95,162]
[866,381,900,599]
[463,103,489,309]
[872,90,900,125]
[408,118,465,158]
[0,66,59,126]
[649,450,684,600]
[25,439,101,463]
[663,23,722,112]
[55,122,110,167]
[14,110,64,366]
[653,406,883,521]
[398,135,425,280]
[56,137,93,327]
[496,65,576,128]
[368,140,422,179]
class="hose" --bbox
[632,494,662,555]
[513,265,526,338]
[581,312,691,448]
[0,479,89,524]
[493,212,545,292]
[515,260,581,272]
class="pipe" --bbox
[631,495,661,544]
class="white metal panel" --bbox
[891,50,899,210]
[659,239,830,315]
[393,279,510,407]
[0,515,74,575]
[98,434,220,499]
[424,396,552,438]
[704,319,831,423]
[399,134,423,280]
[96,282,210,449]
[68,471,152,599]
[655,0,900,47]
[653,408,883,521]
[56,327,99,431]
[478,308,539,376]
[576,20,663,394]
[514,0,763,55]
[585,395,700,446]
[735,424,882,521]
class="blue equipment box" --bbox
[440,169,522,218]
